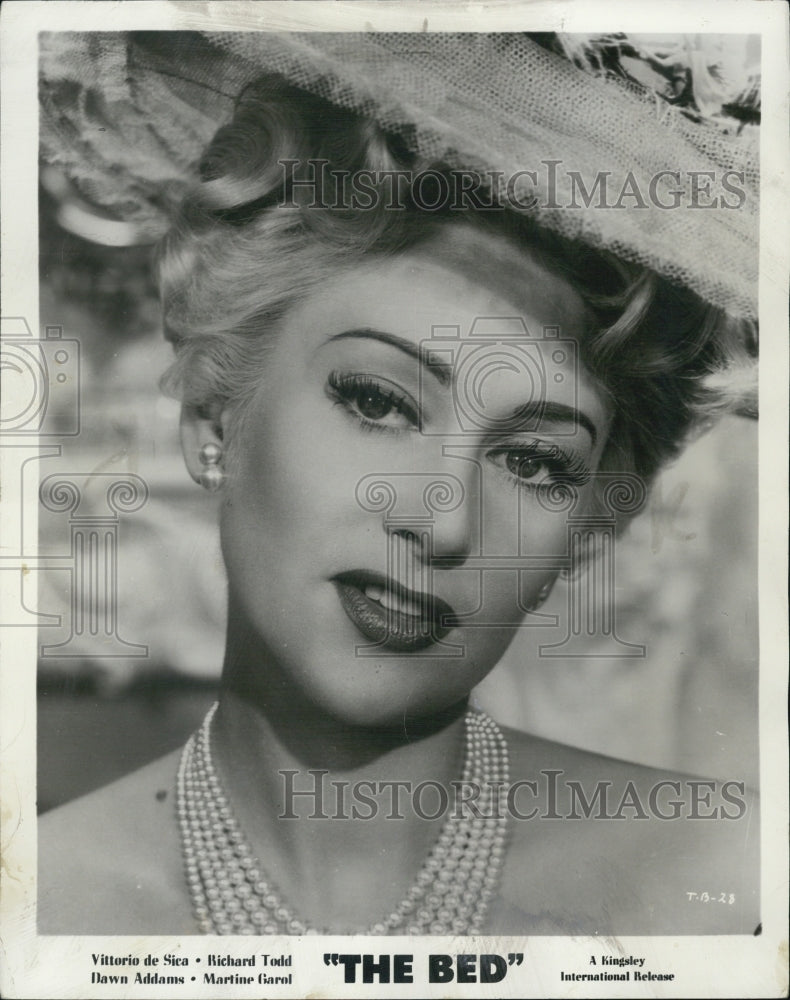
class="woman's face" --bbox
[213,230,612,726]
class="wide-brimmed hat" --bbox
[39,30,759,320]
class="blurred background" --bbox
[34,168,759,813]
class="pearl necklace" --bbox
[177,703,509,935]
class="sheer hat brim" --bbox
[39,30,759,320]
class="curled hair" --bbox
[158,75,757,518]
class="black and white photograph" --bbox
[1,2,787,997]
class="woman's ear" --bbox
[180,402,226,491]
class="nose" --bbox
[384,469,479,569]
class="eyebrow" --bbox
[507,401,598,446]
[327,327,597,443]
[328,327,454,387]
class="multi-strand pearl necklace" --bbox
[177,703,509,935]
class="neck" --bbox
[212,688,469,818]
[207,627,473,930]
[218,617,469,771]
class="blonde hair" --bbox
[158,75,757,511]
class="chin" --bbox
[296,656,478,732]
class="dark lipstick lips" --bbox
[333,570,456,653]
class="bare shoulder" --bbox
[38,749,196,935]
[491,727,759,936]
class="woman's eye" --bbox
[327,372,419,432]
[489,444,590,491]
[505,451,551,483]
[356,385,396,421]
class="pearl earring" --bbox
[198,442,225,492]
[527,579,555,612]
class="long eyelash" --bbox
[326,371,419,431]
[503,442,591,490]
